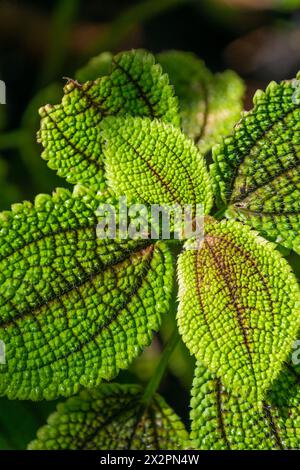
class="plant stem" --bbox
[142,328,180,405]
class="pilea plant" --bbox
[1,49,300,450]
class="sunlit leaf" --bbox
[177,217,300,401]
[0,187,173,400]
[212,74,300,253]
[102,116,213,211]
[191,361,300,450]
[38,50,180,191]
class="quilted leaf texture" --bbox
[191,362,300,450]
[0,187,174,400]
[158,50,244,153]
[212,73,300,253]
[102,116,213,211]
[28,384,189,450]
[38,50,180,191]
[177,218,300,401]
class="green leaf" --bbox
[28,383,189,450]
[177,217,300,401]
[158,50,244,153]
[212,74,300,253]
[191,361,300,450]
[102,116,213,211]
[0,187,174,400]
[38,49,180,191]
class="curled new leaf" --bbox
[212,73,300,253]
[38,50,180,191]
[102,116,213,211]
[191,362,300,450]
[0,188,173,400]
[158,50,244,153]
[28,384,189,450]
[177,218,300,401]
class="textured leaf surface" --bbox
[177,218,300,401]
[38,50,179,191]
[102,116,213,211]
[212,74,300,253]
[191,362,300,450]
[29,384,189,450]
[158,51,244,153]
[0,187,173,400]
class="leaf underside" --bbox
[191,362,300,450]
[0,188,173,400]
[102,116,213,211]
[177,218,300,401]
[158,50,244,153]
[28,383,189,450]
[37,50,180,191]
[212,73,300,253]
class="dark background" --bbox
[0,0,300,449]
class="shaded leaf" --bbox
[38,49,180,191]
[177,218,300,401]
[212,74,300,253]
[158,50,244,153]
[0,187,173,400]
[102,116,213,211]
[28,383,189,450]
[191,361,300,450]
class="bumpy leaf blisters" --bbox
[38,50,180,191]
[191,362,300,450]
[177,218,300,401]
[29,383,189,450]
[102,116,213,211]
[0,188,173,400]
[212,73,300,253]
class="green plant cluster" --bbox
[1,49,300,450]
